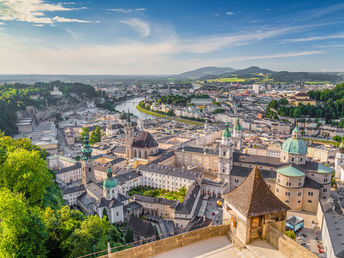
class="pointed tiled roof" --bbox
[223,166,289,217]
[132,131,158,148]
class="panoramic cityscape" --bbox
[1,0,344,257]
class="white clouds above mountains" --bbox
[0,0,89,24]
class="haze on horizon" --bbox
[0,0,344,75]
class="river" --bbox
[115,97,158,120]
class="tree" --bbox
[125,227,134,243]
[285,230,296,240]
[69,215,110,257]
[0,148,52,204]
[80,127,89,142]
[0,188,48,257]
[333,135,342,142]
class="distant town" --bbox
[2,65,344,257]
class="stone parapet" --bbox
[102,225,230,258]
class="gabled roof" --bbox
[132,131,158,148]
[223,166,290,218]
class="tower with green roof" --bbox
[125,110,134,160]
[81,132,94,185]
[232,118,243,150]
[280,124,307,165]
[335,140,344,178]
[103,166,119,200]
[218,122,233,186]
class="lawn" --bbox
[302,138,340,147]
[305,81,330,84]
[206,77,246,83]
[128,186,187,202]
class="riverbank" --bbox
[136,105,204,126]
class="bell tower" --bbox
[81,132,94,185]
[218,122,233,185]
[232,118,243,151]
[125,110,134,160]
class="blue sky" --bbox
[0,0,344,74]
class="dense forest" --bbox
[0,133,132,257]
[0,81,97,136]
[265,83,344,126]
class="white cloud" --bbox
[33,24,44,27]
[0,0,89,24]
[107,8,146,13]
[0,23,328,74]
[0,22,4,25]
[52,16,89,23]
[225,11,234,15]
[107,8,133,13]
[282,33,344,43]
[121,18,150,38]
[66,28,77,40]
[209,51,323,65]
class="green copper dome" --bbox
[222,122,231,138]
[281,124,307,155]
[233,118,242,131]
[103,166,118,189]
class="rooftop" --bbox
[223,166,290,217]
[276,166,305,177]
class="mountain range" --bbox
[175,66,343,83]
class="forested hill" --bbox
[175,67,235,79]
[266,83,344,126]
[0,81,97,136]
[202,66,343,83]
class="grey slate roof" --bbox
[111,145,126,154]
[150,151,175,164]
[62,184,85,195]
[97,197,123,208]
[231,166,276,179]
[85,182,103,200]
[304,177,321,189]
[233,152,282,168]
[137,163,201,180]
[115,171,141,185]
[177,146,218,155]
[128,216,155,238]
[55,162,81,174]
[175,183,201,214]
[132,194,176,206]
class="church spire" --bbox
[81,131,92,161]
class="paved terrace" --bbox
[154,236,287,258]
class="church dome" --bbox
[103,166,118,189]
[281,125,307,155]
[222,122,231,138]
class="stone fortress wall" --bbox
[266,224,317,258]
[100,224,316,258]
